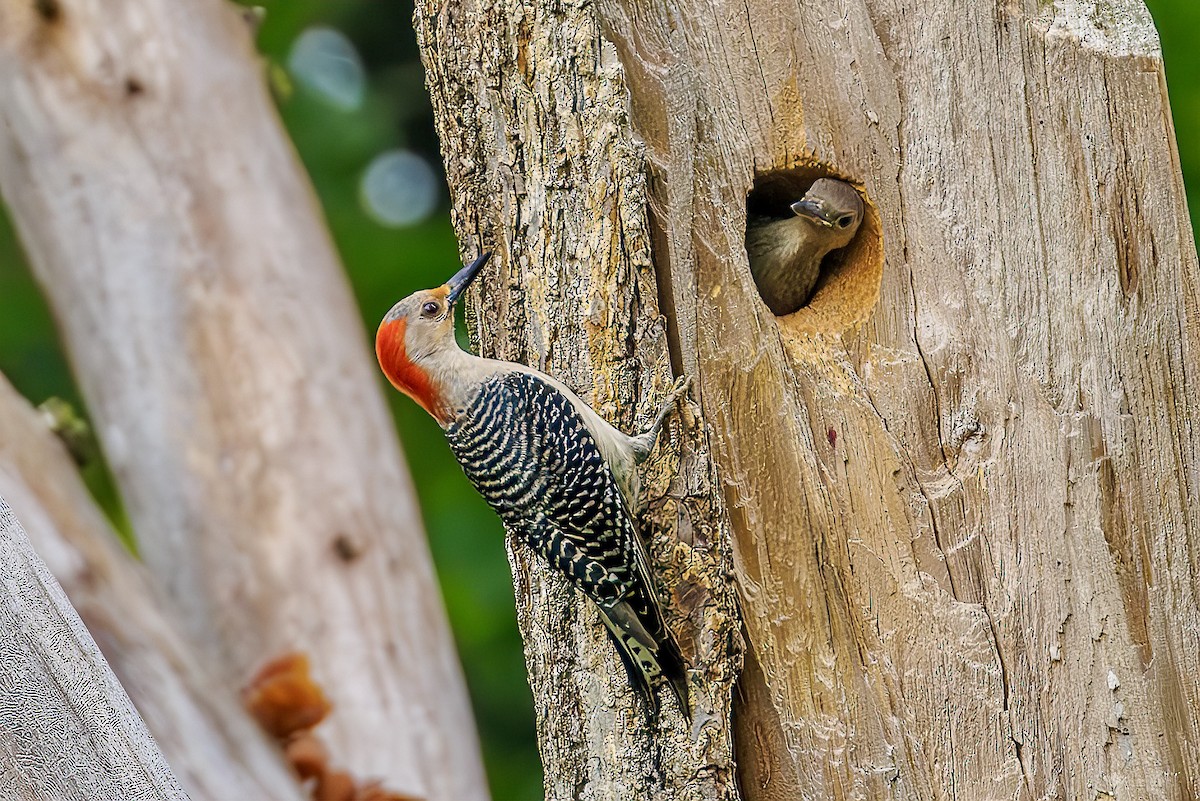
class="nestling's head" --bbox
[375,252,490,419]
[791,178,864,248]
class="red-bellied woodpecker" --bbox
[375,253,691,717]
[745,177,864,315]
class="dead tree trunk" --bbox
[0,498,187,801]
[0,2,487,798]
[0,374,304,801]
[417,0,1199,798]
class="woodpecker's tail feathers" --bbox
[598,600,691,721]
[658,627,691,719]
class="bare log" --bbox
[417,0,1200,798]
[0,497,187,801]
[0,375,305,801]
[0,1,487,797]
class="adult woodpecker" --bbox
[375,253,691,717]
[745,177,864,316]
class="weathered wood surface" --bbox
[0,1,488,798]
[0,497,188,801]
[418,0,1199,797]
[0,374,305,801]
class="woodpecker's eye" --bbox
[421,301,440,317]
[837,215,855,229]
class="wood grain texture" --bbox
[598,0,1199,797]
[414,0,742,798]
[0,497,188,801]
[0,374,305,801]
[0,2,487,798]
[419,0,1199,797]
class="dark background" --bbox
[0,3,1194,800]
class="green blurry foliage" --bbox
[1147,0,1200,223]
[0,4,1196,801]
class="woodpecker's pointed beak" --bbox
[791,198,835,228]
[445,252,491,305]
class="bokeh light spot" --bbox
[360,150,439,228]
[287,27,365,111]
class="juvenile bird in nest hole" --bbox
[745,177,864,316]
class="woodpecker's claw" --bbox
[632,375,693,463]
[666,374,692,404]
[652,375,692,435]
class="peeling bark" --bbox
[417,0,1200,798]
[415,2,741,799]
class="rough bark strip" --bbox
[593,0,1199,797]
[0,497,188,801]
[414,0,741,798]
[0,1,487,798]
[0,375,305,801]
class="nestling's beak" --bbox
[791,198,835,228]
[445,252,491,305]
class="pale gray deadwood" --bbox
[0,498,188,801]
[417,0,1199,798]
[0,375,305,801]
[0,1,487,798]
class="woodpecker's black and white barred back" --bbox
[445,371,689,716]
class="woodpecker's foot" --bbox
[648,375,692,440]
[632,375,693,463]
